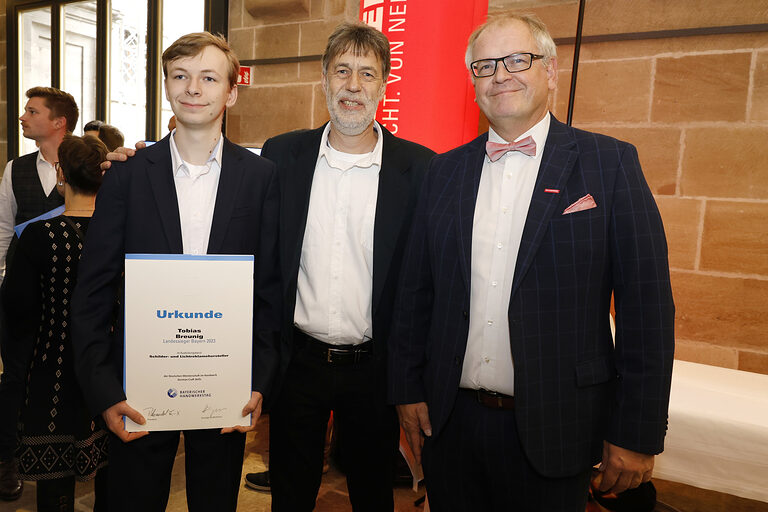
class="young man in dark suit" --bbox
[71,32,280,511]
[256,22,434,512]
[389,14,675,511]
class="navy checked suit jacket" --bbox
[388,116,675,477]
[72,135,282,417]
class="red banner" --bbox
[361,0,488,153]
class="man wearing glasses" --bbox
[389,14,674,511]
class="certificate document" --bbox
[123,254,254,432]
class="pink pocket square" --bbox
[562,194,597,215]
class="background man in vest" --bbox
[0,87,78,283]
[0,86,78,501]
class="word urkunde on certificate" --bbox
[123,254,254,431]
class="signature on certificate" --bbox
[144,407,181,417]
[202,405,227,419]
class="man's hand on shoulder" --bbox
[102,400,148,443]
[99,141,147,172]
[396,402,432,465]
[594,440,654,495]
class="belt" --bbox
[462,388,515,410]
[293,328,373,366]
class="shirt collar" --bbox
[169,129,224,179]
[37,149,54,168]
[487,112,551,160]
[317,121,384,172]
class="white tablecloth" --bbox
[654,360,768,502]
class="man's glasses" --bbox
[470,52,545,78]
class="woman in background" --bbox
[2,135,109,511]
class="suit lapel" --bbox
[371,128,411,316]
[208,138,243,254]
[510,117,578,298]
[145,137,183,253]
[283,127,324,293]
[456,135,487,295]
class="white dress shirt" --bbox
[0,151,57,282]
[460,113,551,396]
[169,130,223,255]
[294,122,384,345]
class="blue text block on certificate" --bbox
[123,254,254,431]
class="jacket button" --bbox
[454,356,461,366]
[462,311,468,318]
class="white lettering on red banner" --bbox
[361,0,384,31]
[360,0,487,152]
[361,0,408,134]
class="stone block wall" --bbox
[227,0,359,146]
[490,0,768,374]
[229,0,768,374]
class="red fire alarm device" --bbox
[237,66,251,86]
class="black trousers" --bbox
[107,428,246,512]
[36,468,109,512]
[423,390,592,512]
[269,341,400,511]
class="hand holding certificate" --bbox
[123,254,255,432]
[219,391,263,434]
[102,400,148,442]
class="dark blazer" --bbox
[388,116,675,477]
[261,124,434,386]
[71,135,281,416]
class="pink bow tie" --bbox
[485,136,537,162]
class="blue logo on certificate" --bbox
[167,388,178,398]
